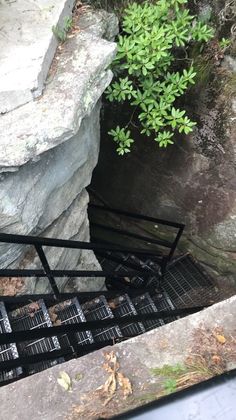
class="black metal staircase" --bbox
[0,204,216,387]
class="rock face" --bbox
[90,8,236,285]
[91,70,236,285]
[0,2,118,293]
[0,0,75,114]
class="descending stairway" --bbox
[0,254,216,386]
[0,203,223,387]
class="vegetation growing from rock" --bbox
[106,0,214,155]
[52,16,73,42]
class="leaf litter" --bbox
[97,350,132,406]
[66,351,133,419]
[66,327,235,419]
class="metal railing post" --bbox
[34,245,60,298]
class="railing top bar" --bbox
[89,203,185,229]
[91,222,173,248]
[0,268,153,278]
[0,289,147,304]
[0,306,205,345]
[0,233,163,256]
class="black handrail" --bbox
[90,222,173,248]
[89,203,184,229]
[0,205,184,298]
[89,202,185,270]
[0,232,170,298]
[0,305,205,346]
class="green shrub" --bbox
[106,0,214,155]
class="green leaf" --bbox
[105,0,205,154]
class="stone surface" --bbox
[0,102,101,267]
[0,8,118,291]
[0,295,235,419]
[20,190,105,293]
[78,7,119,41]
[0,10,117,170]
[0,104,100,264]
[0,0,75,113]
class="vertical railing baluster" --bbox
[34,245,60,298]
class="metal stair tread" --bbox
[48,298,94,348]
[98,252,161,289]
[132,293,164,331]
[0,302,22,383]
[9,299,62,374]
[82,295,123,343]
[108,294,145,338]
[162,256,213,306]
[151,293,177,324]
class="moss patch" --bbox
[151,363,189,379]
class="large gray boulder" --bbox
[0,4,118,293]
[0,9,117,170]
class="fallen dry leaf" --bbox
[97,351,132,406]
[98,351,118,406]
[103,362,114,374]
[75,373,83,381]
[57,377,70,391]
[28,302,40,311]
[104,351,120,372]
[215,334,226,344]
[49,310,58,322]
[57,371,72,391]
[117,372,132,398]
[0,277,24,296]
[108,301,117,310]
[103,373,117,406]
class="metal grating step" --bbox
[98,252,161,289]
[132,256,161,288]
[132,293,164,331]
[82,296,122,343]
[9,300,62,374]
[0,302,22,383]
[97,253,144,289]
[151,292,177,324]
[48,298,94,349]
[108,294,145,338]
[162,256,214,307]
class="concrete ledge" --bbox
[0,295,235,419]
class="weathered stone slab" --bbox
[0,101,101,268]
[0,0,75,113]
[0,8,118,289]
[0,10,117,169]
[0,296,235,419]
